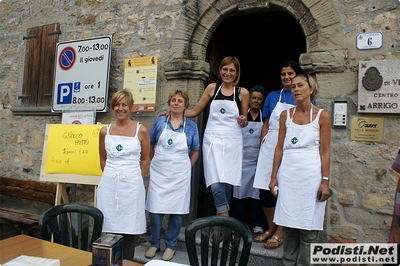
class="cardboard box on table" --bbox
[92,234,123,266]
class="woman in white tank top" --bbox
[269,74,331,265]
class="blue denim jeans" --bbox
[211,182,232,214]
[148,213,183,250]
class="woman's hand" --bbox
[157,111,169,117]
[317,180,330,201]
[269,178,279,197]
[236,115,248,127]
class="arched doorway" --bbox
[196,10,307,219]
[164,0,345,224]
[206,10,306,93]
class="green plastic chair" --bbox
[39,203,104,252]
[185,216,253,266]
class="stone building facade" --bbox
[1,0,399,243]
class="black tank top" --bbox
[211,83,242,115]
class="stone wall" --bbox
[0,0,399,243]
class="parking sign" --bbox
[52,36,112,112]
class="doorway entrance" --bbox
[196,10,306,222]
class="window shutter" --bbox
[22,27,40,106]
[38,23,60,106]
[21,23,60,107]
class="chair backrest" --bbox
[39,203,104,252]
[185,216,253,266]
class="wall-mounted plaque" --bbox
[358,60,400,113]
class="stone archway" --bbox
[164,0,347,222]
[164,0,348,107]
[165,0,346,76]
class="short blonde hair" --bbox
[111,89,134,109]
[292,74,318,100]
[167,90,190,108]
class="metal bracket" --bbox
[23,35,36,40]
[18,95,31,99]
[48,30,62,36]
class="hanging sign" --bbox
[52,36,112,112]
[123,55,158,112]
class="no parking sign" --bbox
[52,36,112,112]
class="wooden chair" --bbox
[39,203,104,252]
[185,216,253,266]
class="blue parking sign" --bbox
[57,83,73,104]
[74,82,81,92]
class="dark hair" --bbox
[279,61,303,76]
[249,85,267,98]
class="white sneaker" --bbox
[253,226,264,234]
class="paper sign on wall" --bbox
[44,124,104,176]
[123,55,158,112]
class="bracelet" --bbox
[322,176,329,181]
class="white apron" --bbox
[146,118,191,214]
[97,122,146,234]
[274,107,326,230]
[233,109,263,199]
[253,89,295,190]
[203,85,243,187]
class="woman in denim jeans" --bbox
[184,56,249,217]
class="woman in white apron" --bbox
[145,90,200,261]
[269,74,331,265]
[97,89,150,261]
[253,61,303,249]
[184,56,249,217]
[233,85,267,233]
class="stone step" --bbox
[133,227,283,265]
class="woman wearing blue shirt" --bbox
[145,90,200,261]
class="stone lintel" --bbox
[300,49,348,73]
[164,59,210,81]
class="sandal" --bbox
[254,231,270,242]
[264,235,283,249]
[229,232,235,250]
[209,229,222,243]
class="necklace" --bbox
[118,126,125,135]
[116,122,131,135]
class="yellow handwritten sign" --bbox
[44,124,104,176]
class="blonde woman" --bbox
[97,89,150,261]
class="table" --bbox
[143,260,189,266]
[0,235,143,266]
